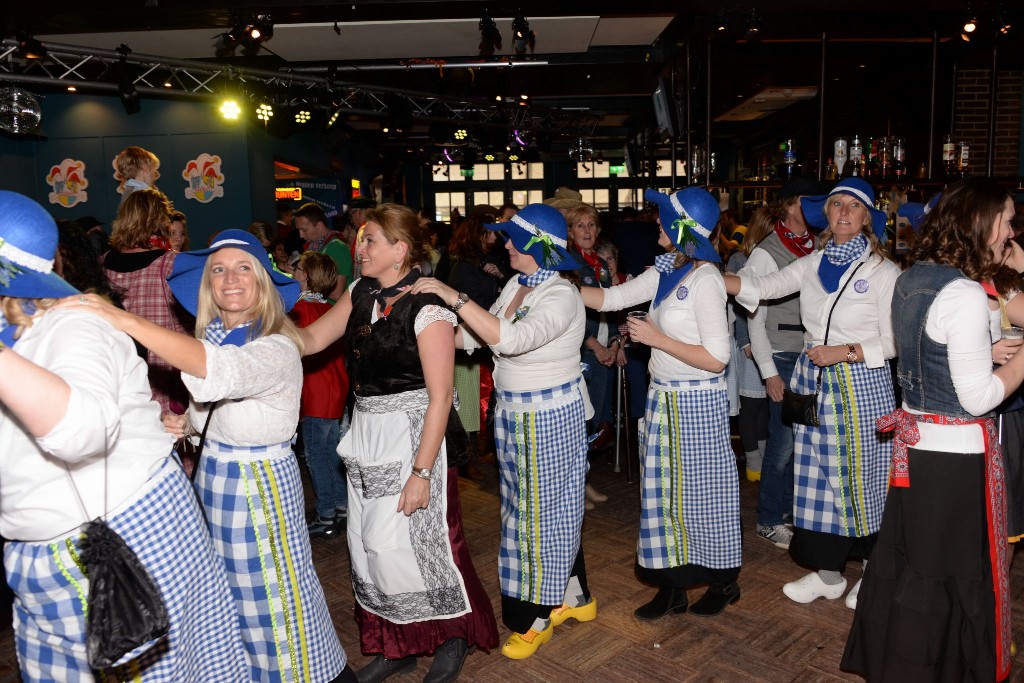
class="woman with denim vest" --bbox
[725,178,900,610]
[842,178,1024,682]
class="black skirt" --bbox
[841,447,996,683]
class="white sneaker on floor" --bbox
[845,578,861,609]
[782,572,847,604]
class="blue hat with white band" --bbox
[0,191,79,300]
[800,177,888,242]
[484,203,581,271]
[645,186,722,263]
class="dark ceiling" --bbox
[3,0,1022,173]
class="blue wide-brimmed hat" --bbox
[484,203,580,271]
[896,193,942,232]
[800,178,888,242]
[644,187,722,263]
[0,191,79,300]
[167,229,300,316]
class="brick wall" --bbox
[954,69,1022,176]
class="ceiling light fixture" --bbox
[220,99,241,120]
[747,7,761,34]
[479,10,502,57]
[295,109,311,124]
[568,138,593,163]
[512,13,536,55]
[963,5,978,33]
[15,34,47,60]
[256,102,274,122]
[116,45,141,115]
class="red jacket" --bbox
[291,298,348,418]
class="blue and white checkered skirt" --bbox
[638,376,742,570]
[493,377,589,605]
[197,440,346,683]
[789,349,894,537]
[4,456,248,683]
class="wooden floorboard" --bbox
[2,438,1024,682]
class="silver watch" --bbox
[451,293,469,312]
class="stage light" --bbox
[454,128,468,141]
[256,102,274,122]
[512,14,535,55]
[484,153,496,162]
[479,10,502,56]
[67,86,77,92]
[963,15,977,32]
[220,99,241,120]
[117,45,140,115]
[16,34,47,60]
[507,152,520,162]
[295,109,312,124]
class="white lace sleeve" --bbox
[415,304,458,336]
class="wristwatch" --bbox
[412,466,433,480]
[451,292,469,313]
[846,344,857,363]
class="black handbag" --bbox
[779,262,864,427]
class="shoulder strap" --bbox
[815,260,865,395]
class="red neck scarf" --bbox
[575,247,604,284]
[775,220,815,258]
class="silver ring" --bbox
[78,296,86,303]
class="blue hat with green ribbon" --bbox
[484,203,581,271]
[644,187,721,263]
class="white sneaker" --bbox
[782,572,847,604]
[845,578,862,609]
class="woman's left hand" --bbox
[410,277,459,307]
[627,315,662,348]
[397,474,431,516]
[56,293,133,330]
[805,344,845,367]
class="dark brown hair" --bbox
[364,203,428,270]
[911,177,1014,294]
[447,213,489,262]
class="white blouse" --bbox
[600,264,731,382]
[0,310,170,541]
[736,249,900,369]
[184,334,302,453]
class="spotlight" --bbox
[512,13,535,55]
[507,152,520,162]
[512,128,531,147]
[117,45,140,115]
[220,99,241,120]
[479,10,502,56]
[484,153,496,162]
[295,109,312,124]
[454,127,469,141]
[1001,22,1012,34]
[747,7,761,34]
[256,102,274,122]
[67,86,77,92]
[15,34,47,60]
[963,15,977,33]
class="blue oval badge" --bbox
[854,279,869,294]
[676,285,689,300]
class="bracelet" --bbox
[451,292,469,313]
[846,344,857,363]
[411,466,432,480]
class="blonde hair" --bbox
[0,297,57,338]
[817,204,889,263]
[194,250,304,353]
[111,189,172,250]
[114,146,159,186]
[743,207,781,257]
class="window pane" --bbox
[528,189,543,205]
[593,189,609,209]
[580,189,595,204]
[618,188,636,207]
[511,163,528,179]
[594,164,610,179]
[512,190,529,206]
[435,194,451,222]
[433,165,452,182]
[448,164,461,177]
[487,191,504,208]
[451,194,467,217]
[528,163,544,179]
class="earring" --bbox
[393,262,400,271]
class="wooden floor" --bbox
[4,442,1024,682]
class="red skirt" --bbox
[355,467,498,658]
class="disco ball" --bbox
[0,88,42,135]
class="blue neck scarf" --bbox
[518,268,557,287]
[653,253,694,309]
[204,318,253,347]
[818,234,868,293]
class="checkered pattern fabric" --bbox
[494,378,588,605]
[4,457,248,682]
[789,349,894,537]
[104,251,188,413]
[517,268,557,288]
[197,441,346,682]
[637,377,742,570]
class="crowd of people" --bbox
[0,141,1023,682]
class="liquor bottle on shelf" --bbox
[916,162,927,179]
[866,138,879,178]
[783,139,796,180]
[825,157,837,180]
[877,136,891,179]
[834,135,848,177]
[892,138,906,180]
[850,133,863,169]
[957,140,970,178]
[942,134,956,179]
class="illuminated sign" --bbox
[276,187,302,201]
[351,179,361,197]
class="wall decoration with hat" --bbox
[45,159,89,208]
[182,153,225,204]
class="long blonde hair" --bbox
[194,251,303,352]
[0,297,56,339]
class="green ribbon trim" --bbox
[670,217,702,256]
[522,232,558,267]
[0,238,23,287]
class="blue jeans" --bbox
[758,351,797,527]
[301,416,347,519]
[582,349,613,431]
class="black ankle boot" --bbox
[634,586,687,620]
[423,637,473,683]
[690,582,740,617]
[355,654,416,683]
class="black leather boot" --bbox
[690,582,740,617]
[355,654,416,683]
[634,586,687,620]
[423,637,472,683]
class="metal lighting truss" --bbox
[0,38,597,136]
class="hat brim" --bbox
[484,221,581,271]
[800,194,888,242]
[0,269,79,300]
[167,236,300,316]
